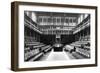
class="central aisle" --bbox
[40,50,71,61]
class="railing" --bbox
[73,15,90,34]
[24,14,42,33]
[24,13,38,27]
[42,30,73,35]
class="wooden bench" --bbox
[24,44,52,61]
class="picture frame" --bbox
[11,1,98,71]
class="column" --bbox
[78,15,81,24]
[72,18,73,26]
[64,14,66,25]
[68,17,70,34]
[41,17,43,25]
[83,30,85,41]
[55,17,57,25]
[60,17,61,25]
[45,17,47,25]
[28,11,32,18]
[51,13,53,25]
